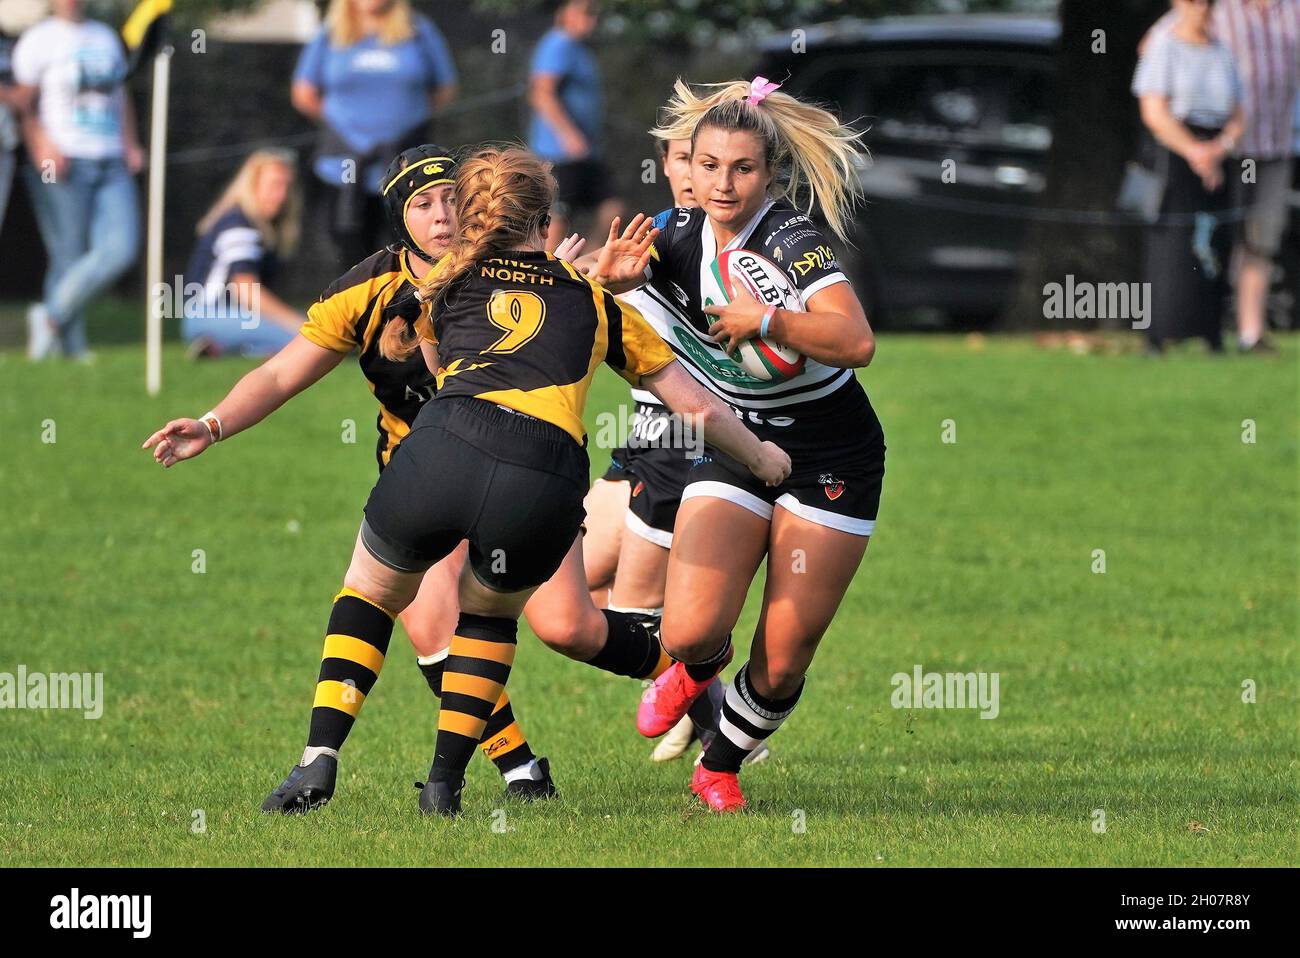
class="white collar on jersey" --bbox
[699,198,777,309]
[700,197,778,264]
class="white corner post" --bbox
[145,44,173,396]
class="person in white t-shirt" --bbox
[12,0,143,361]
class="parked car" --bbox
[756,15,1059,328]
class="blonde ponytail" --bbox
[650,77,866,243]
[378,146,556,362]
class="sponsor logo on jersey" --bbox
[819,472,845,500]
[761,215,811,246]
[777,228,820,250]
[671,327,778,388]
[789,245,839,277]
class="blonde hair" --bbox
[325,0,415,46]
[650,78,866,243]
[379,146,556,362]
[196,149,301,256]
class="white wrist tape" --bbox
[199,411,223,443]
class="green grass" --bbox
[0,315,1296,866]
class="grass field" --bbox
[1,311,1296,867]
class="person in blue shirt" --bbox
[292,0,457,269]
[528,0,623,250]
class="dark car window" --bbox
[1004,64,1053,151]
[859,51,1053,152]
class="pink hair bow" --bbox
[745,76,781,106]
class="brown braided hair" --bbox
[378,146,556,361]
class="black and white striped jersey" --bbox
[638,200,883,464]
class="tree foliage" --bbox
[98,0,1044,43]
[472,0,1036,47]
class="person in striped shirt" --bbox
[1146,0,1300,351]
[181,150,308,358]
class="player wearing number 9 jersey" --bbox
[359,146,789,815]
[143,146,566,811]
[589,76,885,813]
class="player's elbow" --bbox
[844,331,876,368]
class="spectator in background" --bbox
[0,28,20,238]
[12,0,143,363]
[529,0,623,250]
[1133,0,1246,354]
[292,0,457,270]
[182,150,306,359]
[1146,0,1300,352]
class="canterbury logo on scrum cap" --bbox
[382,156,454,195]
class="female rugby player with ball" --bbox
[346,145,788,815]
[589,78,884,813]
[579,135,752,765]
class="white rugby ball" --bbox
[705,249,806,382]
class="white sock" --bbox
[607,604,663,617]
[1239,332,1261,348]
[502,758,542,784]
[300,745,338,767]
[416,647,449,666]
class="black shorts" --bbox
[683,443,884,537]
[362,398,589,592]
[552,158,613,218]
[600,445,632,483]
[623,443,694,547]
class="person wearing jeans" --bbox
[0,29,20,238]
[181,150,305,358]
[12,0,142,361]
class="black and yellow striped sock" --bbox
[479,690,536,774]
[417,649,536,776]
[305,588,395,757]
[430,613,517,782]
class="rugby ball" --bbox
[706,249,806,382]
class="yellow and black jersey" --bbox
[424,251,676,444]
[301,247,437,469]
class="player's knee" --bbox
[532,614,598,660]
[748,657,806,699]
[342,564,407,618]
[660,617,724,664]
[402,619,450,659]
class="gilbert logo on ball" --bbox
[707,249,806,383]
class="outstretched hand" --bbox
[141,419,213,468]
[592,214,659,286]
[553,232,587,262]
